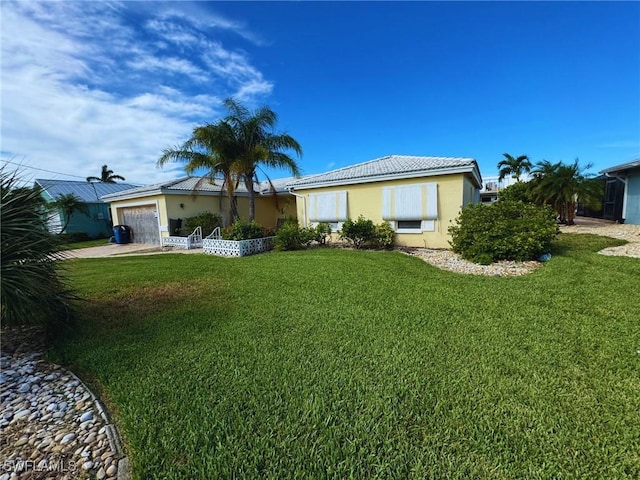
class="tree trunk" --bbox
[245,176,256,222]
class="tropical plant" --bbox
[53,193,89,234]
[497,153,532,182]
[87,164,125,183]
[221,98,302,221]
[529,159,603,225]
[158,121,242,222]
[1,167,74,331]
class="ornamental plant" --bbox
[448,200,558,264]
[223,219,265,241]
[340,216,376,249]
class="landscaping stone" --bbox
[0,327,128,480]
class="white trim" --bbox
[391,220,435,234]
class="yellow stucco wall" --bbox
[293,174,474,248]
[109,192,295,239]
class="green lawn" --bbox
[54,234,640,479]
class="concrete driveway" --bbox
[63,243,203,259]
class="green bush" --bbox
[223,219,265,241]
[448,200,558,264]
[1,167,75,332]
[340,216,376,249]
[184,212,222,237]
[275,222,314,251]
[374,221,396,250]
[498,182,535,203]
[313,222,332,245]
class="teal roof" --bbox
[35,179,140,203]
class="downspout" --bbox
[287,187,308,226]
[604,173,628,222]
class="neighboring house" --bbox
[479,175,528,203]
[102,176,297,245]
[36,179,139,237]
[576,175,625,222]
[601,159,640,225]
[287,155,482,248]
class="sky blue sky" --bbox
[1,1,638,185]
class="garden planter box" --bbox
[203,237,276,257]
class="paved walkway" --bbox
[63,243,203,259]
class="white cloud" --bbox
[0,1,272,184]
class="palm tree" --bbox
[158,121,242,223]
[222,98,302,221]
[497,153,533,182]
[87,165,126,183]
[53,194,89,234]
[529,159,603,225]
[1,166,74,331]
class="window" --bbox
[382,183,438,232]
[397,220,421,230]
[308,191,348,222]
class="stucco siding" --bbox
[625,172,640,225]
[294,174,470,248]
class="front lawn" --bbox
[54,234,640,479]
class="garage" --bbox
[119,205,160,245]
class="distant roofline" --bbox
[601,159,640,174]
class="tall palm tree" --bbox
[222,98,302,221]
[497,153,532,182]
[530,159,603,224]
[158,121,242,223]
[53,194,89,234]
[87,165,125,183]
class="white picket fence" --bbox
[162,226,203,250]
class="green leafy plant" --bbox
[498,181,535,203]
[448,200,559,264]
[275,221,314,251]
[184,212,222,237]
[340,216,376,249]
[313,222,332,244]
[1,167,75,332]
[374,221,396,250]
[223,219,265,240]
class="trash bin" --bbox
[113,225,131,244]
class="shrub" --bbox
[340,216,376,249]
[313,222,332,245]
[448,200,558,264]
[275,222,312,251]
[223,219,265,241]
[1,167,75,333]
[498,182,535,203]
[184,212,222,237]
[374,221,396,250]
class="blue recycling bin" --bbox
[113,225,131,244]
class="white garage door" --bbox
[120,206,160,245]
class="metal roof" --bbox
[101,176,294,202]
[601,159,640,174]
[288,155,481,189]
[35,179,140,203]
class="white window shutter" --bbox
[394,185,423,220]
[382,188,392,220]
[425,183,438,220]
[309,191,348,222]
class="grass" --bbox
[53,234,640,479]
[60,238,111,250]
